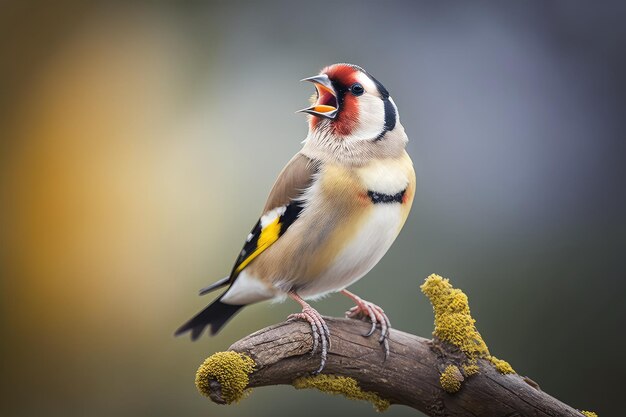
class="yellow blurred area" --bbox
[7,13,201,322]
[1,10,263,416]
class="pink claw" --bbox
[342,290,391,360]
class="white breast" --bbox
[357,159,409,195]
[298,203,404,299]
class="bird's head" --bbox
[299,63,398,142]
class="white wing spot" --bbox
[260,206,287,228]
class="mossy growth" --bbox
[462,363,480,377]
[293,374,390,412]
[195,351,256,404]
[489,356,515,374]
[440,365,463,393]
[580,411,598,417]
[421,274,489,358]
[421,274,516,388]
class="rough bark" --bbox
[206,317,586,416]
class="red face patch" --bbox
[310,64,361,137]
[323,64,359,84]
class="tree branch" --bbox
[194,275,595,416]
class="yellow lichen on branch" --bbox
[421,274,515,391]
[420,274,489,358]
[489,356,515,374]
[440,365,463,393]
[580,411,598,417]
[462,363,479,376]
[293,374,390,412]
[195,351,255,404]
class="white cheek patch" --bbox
[343,72,387,142]
[347,94,385,142]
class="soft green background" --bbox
[2,1,624,416]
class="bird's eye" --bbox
[350,83,364,96]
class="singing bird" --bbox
[176,63,415,374]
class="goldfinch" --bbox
[176,63,415,374]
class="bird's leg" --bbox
[286,292,331,375]
[341,289,391,359]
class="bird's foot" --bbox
[343,290,391,359]
[287,294,331,375]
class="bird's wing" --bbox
[228,153,318,282]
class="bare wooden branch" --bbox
[203,317,586,416]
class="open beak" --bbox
[297,74,338,120]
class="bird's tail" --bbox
[175,298,244,340]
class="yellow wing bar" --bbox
[234,216,282,274]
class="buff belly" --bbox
[296,202,404,299]
[220,200,406,304]
[221,152,415,306]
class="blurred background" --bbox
[1,1,625,416]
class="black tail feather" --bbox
[175,298,244,340]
